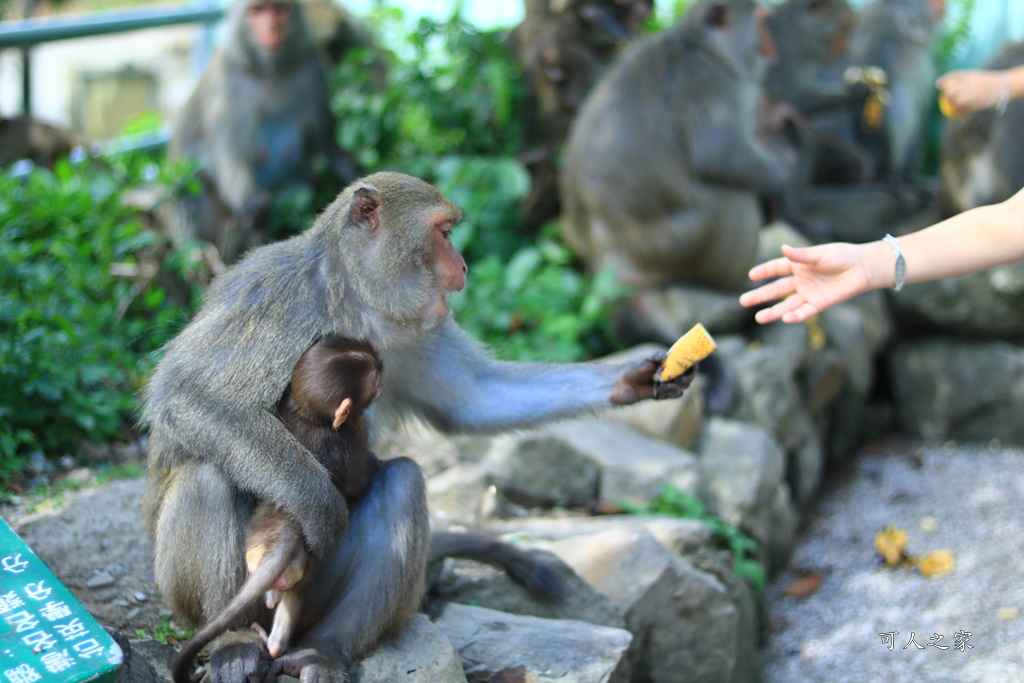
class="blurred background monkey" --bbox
[166,0,360,265]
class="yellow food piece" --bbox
[874,526,909,566]
[918,549,955,578]
[656,323,717,382]
[938,94,961,118]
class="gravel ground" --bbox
[760,438,1024,683]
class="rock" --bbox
[430,547,625,629]
[434,603,633,683]
[720,342,803,448]
[482,430,601,506]
[427,461,490,524]
[103,629,177,683]
[617,286,754,340]
[355,614,466,683]
[602,384,705,452]
[541,526,744,683]
[482,418,700,508]
[889,337,1024,444]
[86,571,117,588]
[892,263,1024,337]
[696,417,787,549]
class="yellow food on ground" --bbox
[874,526,909,566]
[918,549,956,578]
[657,323,717,382]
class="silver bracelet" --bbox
[997,70,1011,116]
[883,234,906,292]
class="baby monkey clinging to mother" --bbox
[173,335,383,683]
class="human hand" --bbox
[738,243,874,324]
[936,69,1006,115]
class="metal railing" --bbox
[0,2,223,115]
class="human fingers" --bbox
[747,255,795,282]
[739,276,796,308]
[753,294,805,324]
[781,301,823,324]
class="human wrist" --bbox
[996,70,1011,115]
[864,239,899,291]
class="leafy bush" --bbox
[0,156,197,485]
[332,7,534,263]
[452,237,627,362]
[329,6,623,363]
[622,485,767,592]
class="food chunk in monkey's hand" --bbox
[938,94,961,118]
[655,323,717,383]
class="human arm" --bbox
[739,187,1024,324]
[936,65,1024,115]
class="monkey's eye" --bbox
[441,229,452,240]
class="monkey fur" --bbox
[171,336,382,682]
[848,0,945,182]
[143,172,692,683]
[166,0,359,264]
[560,0,790,292]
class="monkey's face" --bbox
[246,0,292,54]
[422,214,468,325]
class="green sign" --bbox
[0,518,122,683]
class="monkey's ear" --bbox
[349,186,382,230]
[333,398,353,428]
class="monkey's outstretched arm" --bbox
[383,320,691,434]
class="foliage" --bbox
[330,5,622,360]
[331,6,534,263]
[136,613,192,644]
[621,485,767,592]
[921,0,977,175]
[451,235,627,362]
[936,0,977,70]
[1,4,624,488]
[0,154,199,488]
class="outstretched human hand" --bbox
[738,243,874,324]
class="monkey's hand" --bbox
[609,352,695,405]
[208,630,269,683]
[263,647,344,683]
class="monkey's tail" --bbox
[429,531,565,602]
[171,538,299,683]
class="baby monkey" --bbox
[173,335,383,683]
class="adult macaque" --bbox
[142,172,691,683]
[514,0,653,230]
[763,0,873,191]
[167,0,359,265]
[560,0,789,292]
[939,41,1024,216]
[848,0,946,182]
[765,0,860,116]
[559,0,787,411]
[172,335,383,682]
